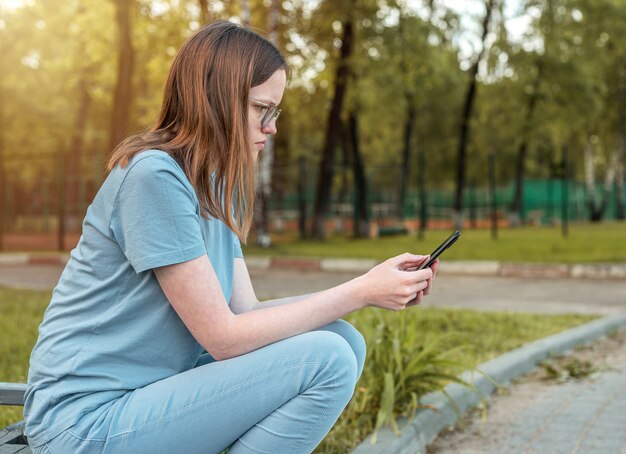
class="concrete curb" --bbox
[0,254,69,266]
[248,257,626,280]
[1,254,626,280]
[352,313,626,454]
[249,256,624,280]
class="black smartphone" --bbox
[416,230,461,270]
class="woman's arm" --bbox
[154,253,433,361]
[229,257,438,312]
[228,258,320,312]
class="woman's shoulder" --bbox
[126,149,182,173]
[107,149,193,199]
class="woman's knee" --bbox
[300,331,359,401]
[317,320,366,380]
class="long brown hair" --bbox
[107,21,286,242]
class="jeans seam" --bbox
[40,443,54,454]
[107,360,327,440]
[66,428,106,443]
[297,365,338,453]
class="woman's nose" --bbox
[261,119,278,135]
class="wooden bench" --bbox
[0,382,31,453]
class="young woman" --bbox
[24,21,437,454]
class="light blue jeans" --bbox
[34,320,366,454]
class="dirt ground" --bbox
[427,328,626,453]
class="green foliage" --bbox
[358,311,473,444]
[540,357,596,381]
[244,222,626,263]
[2,0,625,214]
[316,307,596,453]
[0,287,50,428]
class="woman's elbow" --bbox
[200,321,242,361]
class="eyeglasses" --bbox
[250,97,282,129]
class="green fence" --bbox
[266,177,624,226]
[0,172,624,247]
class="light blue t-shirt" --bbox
[24,150,243,447]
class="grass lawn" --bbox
[0,286,598,453]
[0,287,50,429]
[243,222,626,264]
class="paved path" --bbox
[486,368,626,453]
[428,330,626,454]
[0,265,65,291]
[250,268,626,315]
[3,264,626,315]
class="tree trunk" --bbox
[616,158,625,220]
[398,95,416,221]
[57,148,66,251]
[347,111,369,238]
[417,144,427,239]
[338,130,350,205]
[584,140,615,222]
[65,79,91,226]
[108,0,134,152]
[311,18,354,239]
[254,135,272,246]
[0,85,5,251]
[510,58,541,226]
[452,0,494,230]
[240,0,251,26]
[198,0,210,24]
[584,140,599,220]
[616,53,626,220]
[297,156,308,239]
[253,0,281,247]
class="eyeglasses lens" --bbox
[261,107,281,128]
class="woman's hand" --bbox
[407,258,439,307]
[353,253,434,311]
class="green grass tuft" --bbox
[316,307,596,453]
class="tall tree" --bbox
[198,0,210,24]
[616,53,626,220]
[0,6,6,250]
[253,0,281,247]
[311,11,354,239]
[65,78,92,223]
[64,3,95,225]
[240,0,251,26]
[0,81,5,251]
[453,0,496,230]
[346,109,369,237]
[108,0,134,153]
[584,138,616,221]
[396,7,417,222]
[509,56,542,225]
[394,1,440,223]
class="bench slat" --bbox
[0,384,26,407]
[0,422,30,453]
[0,423,24,445]
[0,444,31,453]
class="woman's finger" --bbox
[407,291,424,307]
[423,278,433,296]
[431,259,439,278]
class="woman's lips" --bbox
[255,141,266,150]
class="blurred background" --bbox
[0,0,624,251]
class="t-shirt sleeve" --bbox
[110,156,207,273]
[233,232,243,258]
